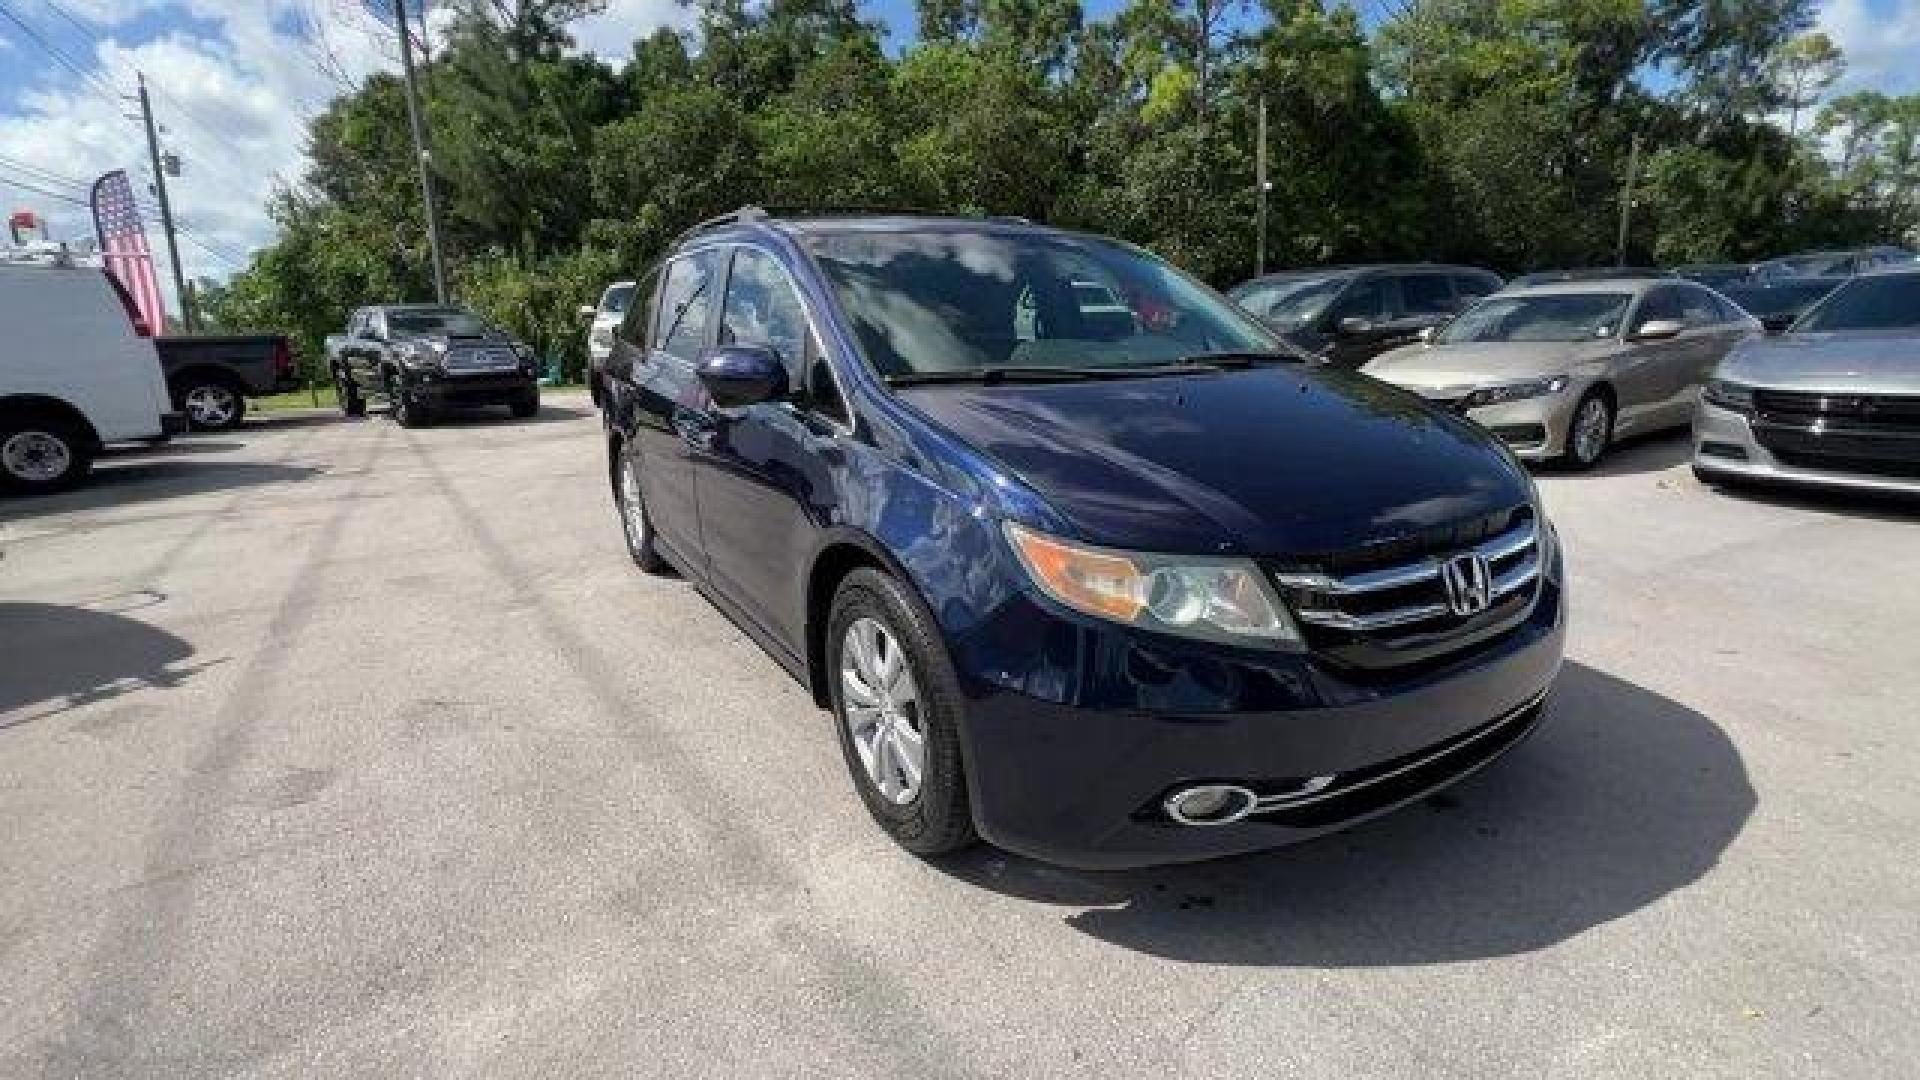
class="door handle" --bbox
[673,409,715,450]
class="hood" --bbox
[1363,340,1606,391]
[895,367,1532,558]
[1719,330,1920,395]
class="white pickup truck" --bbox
[1,259,184,495]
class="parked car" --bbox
[1719,276,1847,335]
[1694,267,1920,496]
[1674,263,1755,290]
[1752,246,1917,280]
[1363,278,1761,468]
[580,279,636,409]
[1503,267,1672,290]
[1227,264,1502,368]
[324,304,540,426]
[603,209,1565,869]
[1,259,183,495]
[156,333,297,431]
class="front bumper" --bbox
[954,566,1567,870]
[1459,392,1580,461]
[1692,400,1920,496]
[400,368,537,408]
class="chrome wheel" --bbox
[1571,397,1611,465]
[184,384,238,427]
[2,430,72,483]
[839,617,926,805]
[618,454,649,551]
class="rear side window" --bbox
[719,247,811,380]
[653,250,723,361]
[617,269,659,348]
[1401,274,1456,315]
[1677,285,1720,327]
[1634,286,1682,329]
[1328,277,1398,323]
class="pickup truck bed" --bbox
[156,334,297,430]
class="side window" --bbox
[719,247,811,379]
[1402,274,1456,316]
[653,249,723,362]
[1677,285,1719,327]
[1452,273,1499,303]
[618,269,660,348]
[1634,286,1682,329]
[1329,277,1396,324]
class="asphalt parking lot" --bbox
[2,394,1917,1079]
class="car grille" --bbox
[1753,390,1920,476]
[1270,506,1543,670]
[444,347,522,372]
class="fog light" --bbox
[1164,784,1258,826]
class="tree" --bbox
[1771,32,1844,139]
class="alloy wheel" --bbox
[839,617,927,805]
[2,430,72,483]
[618,455,650,552]
[1572,397,1610,465]
[184,385,237,427]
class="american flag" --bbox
[89,170,165,335]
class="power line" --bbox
[0,0,138,127]
[0,173,92,209]
[0,154,165,216]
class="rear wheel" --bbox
[336,369,366,418]
[1560,390,1614,470]
[177,377,246,431]
[612,443,668,573]
[510,388,539,419]
[1,416,93,496]
[827,568,976,858]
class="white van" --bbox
[1,261,182,495]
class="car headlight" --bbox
[1704,379,1753,412]
[396,341,442,369]
[1460,375,1569,409]
[1003,523,1303,649]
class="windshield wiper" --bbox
[885,366,1107,386]
[1173,349,1303,367]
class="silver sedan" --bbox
[1364,278,1760,467]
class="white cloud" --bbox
[1816,0,1920,97]
[0,0,684,318]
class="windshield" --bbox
[1781,252,1853,276]
[601,284,636,314]
[1437,293,1632,344]
[1795,273,1920,333]
[388,309,492,337]
[1234,276,1345,328]
[806,229,1282,376]
[1723,281,1840,319]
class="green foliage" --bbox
[212,0,1920,364]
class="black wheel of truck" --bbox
[336,369,366,418]
[510,388,540,419]
[1,415,93,496]
[389,374,430,428]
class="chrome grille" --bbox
[1272,514,1542,650]
[444,347,521,372]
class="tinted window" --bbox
[720,247,811,379]
[1797,273,1920,333]
[1237,276,1344,327]
[1328,277,1397,323]
[654,250,723,361]
[617,270,659,348]
[389,309,489,337]
[805,229,1276,377]
[1452,273,1498,302]
[1401,274,1455,315]
[1437,293,1632,343]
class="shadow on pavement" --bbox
[98,439,246,458]
[1,459,320,518]
[938,661,1753,966]
[409,402,595,427]
[1699,473,1920,522]
[0,602,215,724]
[1530,430,1692,478]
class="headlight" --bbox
[396,341,442,369]
[1003,523,1303,649]
[1704,379,1753,412]
[1460,375,1569,409]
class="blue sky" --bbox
[2,0,1916,303]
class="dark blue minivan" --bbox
[603,209,1565,869]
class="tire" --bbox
[1,416,93,496]
[611,441,668,574]
[827,567,977,858]
[336,369,366,418]
[510,388,540,419]
[389,374,430,428]
[176,377,247,431]
[1559,389,1614,470]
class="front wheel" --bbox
[1560,390,1614,470]
[827,568,976,858]
[389,376,430,428]
[1,417,93,495]
[509,388,539,419]
[336,370,366,418]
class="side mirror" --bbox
[1337,316,1373,336]
[1629,318,1684,341]
[577,304,598,319]
[697,344,789,409]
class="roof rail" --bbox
[672,205,769,247]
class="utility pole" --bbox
[393,0,449,303]
[135,72,195,332]
[1255,97,1268,278]
[1615,133,1642,268]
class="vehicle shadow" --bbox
[98,439,246,458]
[1700,475,1920,522]
[0,602,215,726]
[409,402,595,427]
[1532,430,1692,478]
[0,459,319,517]
[937,661,1753,967]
